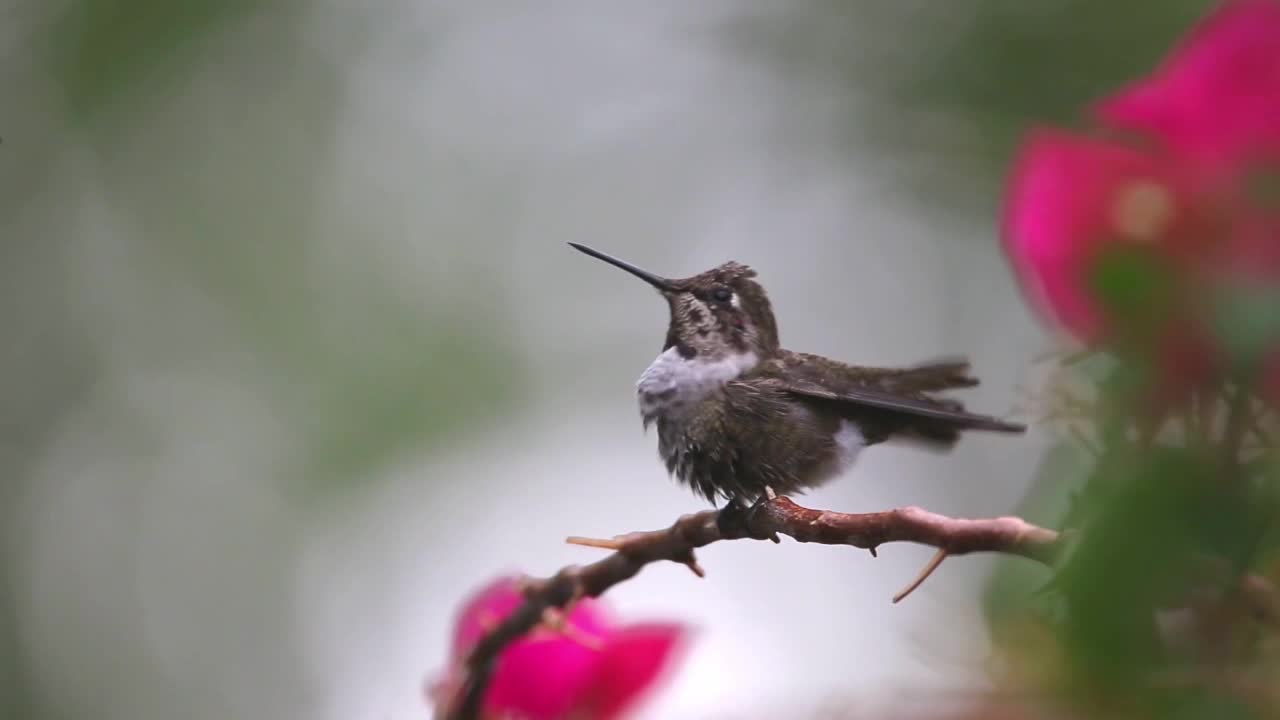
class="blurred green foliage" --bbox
[981,229,1280,718]
[6,1,528,716]
[733,0,1216,212]
[982,442,1083,626]
[987,363,1280,718]
[48,0,267,121]
[35,0,529,500]
[1056,449,1208,683]
[1090,246,1182,342]
[130,171,528,499]
[885,0,1218,209]
[1214,286,1280,378]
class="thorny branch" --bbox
[444,495,1061,720]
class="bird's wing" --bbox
[767,376,1025,433]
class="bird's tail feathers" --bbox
[892,356,979,393]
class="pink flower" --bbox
[1002,0,1280,403]
[1097,0,1280,280]
[1003,129,1207,343]
[428,576,689,720]
[1001,128,1233,398]
[1098,0,1280,173]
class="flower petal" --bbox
[484,629,605,719]
[1098,0,1280,168]
[578,623,690,720]
[449,576,528,659]
[1003,129,1184,341]
[440,577,629,719]
[450,577,617,660]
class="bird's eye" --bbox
[711,287,733,303]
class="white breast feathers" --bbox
[636,347,758,423]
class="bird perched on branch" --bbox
[570,243,1025,507]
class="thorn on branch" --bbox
[566,535,623,550]
[893,549,949,604]
[675,550,705,578]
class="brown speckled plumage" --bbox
[661,353,1017,503]
[569,243,1026,505]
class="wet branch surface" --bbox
[445,495,1062,720]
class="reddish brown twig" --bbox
[443,496,1061,720]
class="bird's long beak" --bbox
[567,243,678,292]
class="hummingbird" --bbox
[569,243,1026,507]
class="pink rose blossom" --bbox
[428,576,689,720]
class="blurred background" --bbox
[0,1,1218,718]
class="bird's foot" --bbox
[715,496,751,536]
[746,488,781,544]
[716,489,782,542]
